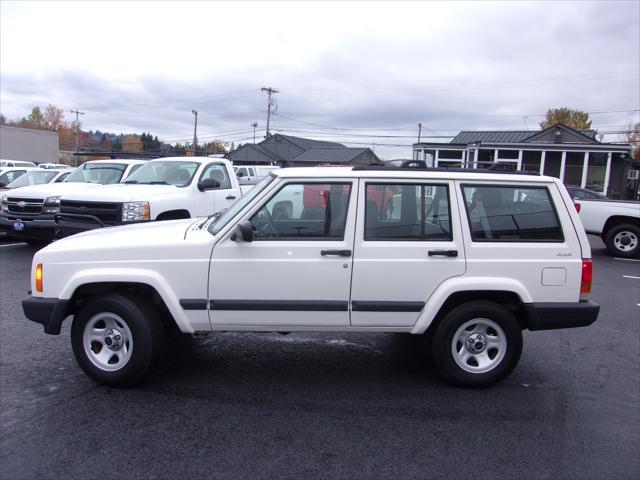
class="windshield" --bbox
[6,170,58,188]
[124,161,199,187]
[65,162,127,184]
[210,174,275,234]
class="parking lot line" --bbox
[622,275,640,280]
[614,257,640,262]
[0,242,25,248]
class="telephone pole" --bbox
[417,123,422,143]
[251,122,258,143]
[70,109,85,166]
[191,109,198,156]
[261,87,278,138]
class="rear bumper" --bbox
[524,300,599,331]
[22,295,71,335]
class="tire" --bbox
[431,301,523,388]
[604,223,640,258]
[71,293,164,387]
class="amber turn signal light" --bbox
[35,264,43,293]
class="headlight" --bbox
[43,196,60,214]
[0,194,7,213]
[122,201,150,222]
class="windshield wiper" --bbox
[147,181,169,185]
[123,180,138,184]
[198,208,227,229]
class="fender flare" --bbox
[411,276,532,334]
[59,267,194,333]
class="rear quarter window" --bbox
[461,184,564,242]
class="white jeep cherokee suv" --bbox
[23,166,599,388]
[55,157,241,237]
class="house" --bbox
[413,124,637,199]
[229,134,383,167]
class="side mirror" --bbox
[198,178,221,192]
[236,171,244,178]
[231,220,253,242]
[0,182,5,188]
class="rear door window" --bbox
[461,185,563,242]
[364,183,452,241]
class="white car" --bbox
[0,159,37,168]
[23,166,599,388]
[0,159,145,245]
[54,157,241,238]
[38,163,73,169]
[2,169,72,190]
[0,166,38,188]
[567,187,640,258]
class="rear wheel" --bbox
[432,301,523,388]
[71,293,164,387]
[604,223,640,258]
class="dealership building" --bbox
[412,124,637,199]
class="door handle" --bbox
[321,250,352,257]
[226,195,236,200]
[428,249,458,257]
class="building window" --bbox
[522,151,542,173]
[586,152,607,192]
[438,150,463,159]
[563,152,584,187]
[544,151,562,178]
[477,149,495,166]
[497,149,519,160]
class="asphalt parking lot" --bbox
[0,236,638,480]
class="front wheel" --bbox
[431,301,523,388]
[604,223,640,258]
[71,293,164,387]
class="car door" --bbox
[196,163,239,216]
[350,179,466,327]
[208,179,357,327]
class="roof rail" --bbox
[354,164,540,176]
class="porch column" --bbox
[435,149,440,167]
[603,152,612,196]
[559,151,567,183]
[540,150,546,174]
[517,150,523,170]
[580,152,589,188]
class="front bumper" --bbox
[0,214,56,241]
[524,300,600,331]
[54,213,112,238]
[22,295,71,335]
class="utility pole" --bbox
[261,87,278,138]
[251,122,258,143]
[191,109,198,156]
[70,109,85,166]
[417,123,422,143]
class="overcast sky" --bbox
[1,0,638,159]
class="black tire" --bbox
[71,293,164,387]
[604,223,640,258]
[431,301,523,388]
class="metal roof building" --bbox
[413,124,636,199]
[229,134,382,167]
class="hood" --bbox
[42,218,199,254]
[62,183,186,203]
[3,182,103,199]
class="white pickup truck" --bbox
[55,157,241,238]
[0,159,145,245]
[567,187,640,258]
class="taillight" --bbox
[35,263,43,293]
[574,203,581,212]
[581,259,592,294]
